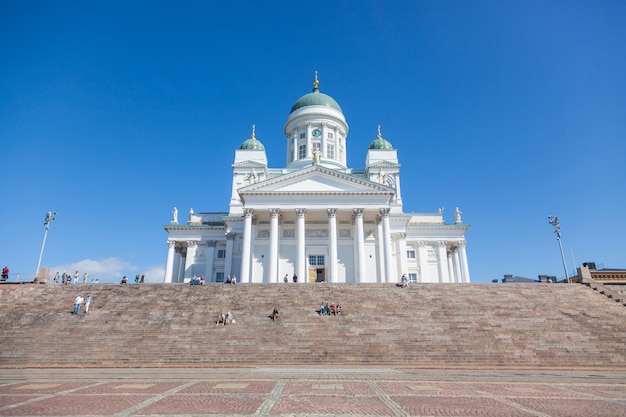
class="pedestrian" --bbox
[1,266,8,281]
[73,271,79,284]
[83,272,88,284]
[231,275,236,285]
[284,274,289,283]
[84,294,91,313]
[53,272,59,283]
[72,295,84,315]
[293,274,298,283]
[140,274,145,283]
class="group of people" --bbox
[317,302,342,316]
[216,311,235,325]
[120,274,145,284]
[225,275,237,284]
[72,294,92,315]
[53,271,100,284]
[190,275,205,285]
[283,274,298,283]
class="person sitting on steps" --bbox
[216,312,226,326]
[271,307,280,321]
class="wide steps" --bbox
[1,283,625,369]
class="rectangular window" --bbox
[308,255,325,266]
[216,272,224,283]
[298,144,307,159]
[300,132,306,139]
[328,132,334,139]
[408,273,417,282]
[326,144,335,159]
[217,249,226,259]
[312,142,321,152]
[407,250,416,259]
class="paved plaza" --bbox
[0,368,625,416]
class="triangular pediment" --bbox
[367,160,401,169]
[232,160,267,169]
[238,166,393,195]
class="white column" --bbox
[184,241,198,279]
[381,208,393,283]
[224,233,234,279]
[437,241,450,283]
[459,241,471,283]
[296,208,307,284]
[173,250,182,282]
[417,241,428,283]
[269,208,280,283]
[321,123,327,157]
[327,208,338,283]
[292,134,298,162]
[306,123,312,157]
[397,232,408,282]
[354,208,365,283]
[164,240,175,283]
[241,209,253,283]
[204,241,216,281]
[447,252,455,283]
[453,248,462,284]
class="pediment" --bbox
[232,160,267,169]
[367,160,401,169]
[238,166,393,196]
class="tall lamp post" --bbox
[35,211,56,281]
[548,215,570,283]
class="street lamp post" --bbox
[35,211,56,281]
[548,215,570,283]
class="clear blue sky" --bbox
[1,1,625,283]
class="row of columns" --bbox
[164,210,469,284]
[239,207,393,284]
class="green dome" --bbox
[290,87,343,113]
[239,125,265,150]
[368,126,394,150]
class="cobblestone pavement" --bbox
[0,368,625,416]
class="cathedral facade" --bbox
[163,76,471,284]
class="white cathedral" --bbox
[163,75,471,284]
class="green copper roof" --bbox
[368,126,394,150]
[239,125,265,150]
[290,87,343,114]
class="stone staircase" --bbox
[0,283,625,369]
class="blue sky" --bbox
[1,1,625,283]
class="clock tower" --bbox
[284,72,349,170]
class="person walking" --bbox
[84,294,92,314]
[72,295,84,315]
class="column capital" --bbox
[269,208,281,218]
[438,240,447,248]
[167,240,176,249]
[418,240,427,247]
[226,232,236,240]
[353,208,364,217]
[296,208,307,217]
[187,240,198,248]
[243,208,254,217]
[206,240,217,248]
[457,240,466,248]
[380,207,391,217]
[397,232,406,240]
[327,208,337,218]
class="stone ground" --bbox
[0,368,625,417]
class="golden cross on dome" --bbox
[251,124,256,139]
[377,124,382,138]
[313,71,319,88]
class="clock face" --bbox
[312,129,321,137]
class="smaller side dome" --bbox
[239,124,265,151]
[368,125,393,150]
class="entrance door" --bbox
[316,268,326,282]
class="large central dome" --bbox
[290,75,343,114]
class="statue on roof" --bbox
[455,207,462,223]
[172,207,178,224]
[312,149,322,166]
